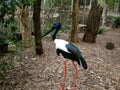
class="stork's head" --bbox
[52,21,62,30]
[42,22,62,37]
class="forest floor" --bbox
[0,28,120,90]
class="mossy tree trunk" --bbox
[82,0,103,43]
[69,0,79,43]
[33,0,43,55]
[20,5,32,47]
[102,0,108,27]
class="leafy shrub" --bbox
[106,42,115,50]
[0,32,7,42]
[0,63,8,78]
[112,17,120,28]
[0,54,15,79]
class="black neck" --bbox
[52,29,59,41]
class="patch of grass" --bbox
[97,27,105,34]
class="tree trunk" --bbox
[88,0,92,10]
[82,0,103,43]
[33,0,43,55]
[69,0,79,43]
[20,5,32,47]
[102,0,108,27]
[59,0,65,24]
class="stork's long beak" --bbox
[42,26,55,38]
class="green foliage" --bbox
[0,0,23,56]
[20,0,34,6]
[112,17,120,28]
[42,0,57,12]
[61,24,69,34]
[97,0,118,9]
[0,0,18,16]
[0,30,9,53]
[65,0,72,9]
[0,0,32,79]
[0,63,8,78]
[108,0,116,9]
[79,0,85,6]
[97,27,105,34]
[0,54,16,79]
[4,15,15,28]
[0,32,7,42]
[0,0,24,43]
[42,0,72,12]
[0,0,33,22]
[11,24,18,32]
[98,0,105,7]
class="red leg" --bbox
[71,61,78,90]
[59,60,67,90]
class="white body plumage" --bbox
[54,39,70,53]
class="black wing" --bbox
[66,43,88,69]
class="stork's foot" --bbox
[59,84,64,90]
[71,87,76,90]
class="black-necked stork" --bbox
[42,22,87,90]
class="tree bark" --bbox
[69,0,79,43]
[33,0,43,55]
[82,0,103,43]
[59,0,65,24]
[88,0,92,10]
[20,5,32,47]
[102,0,108,27]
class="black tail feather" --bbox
[79,55,88,69]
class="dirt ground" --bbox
[0,28,120,90]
